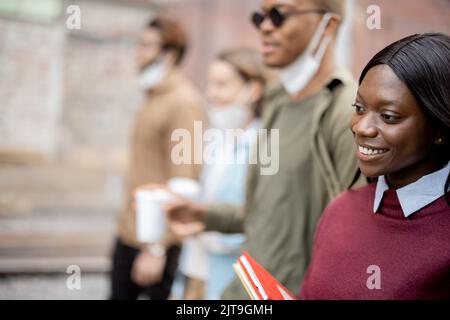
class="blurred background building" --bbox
[0,0,449,299]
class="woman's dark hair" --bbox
[359,33,450,202]
[217,48,269,118]
[149,16,187,65]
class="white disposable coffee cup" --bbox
[135,189,173,243]
[167,177,200,201]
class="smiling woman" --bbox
[352,33,450,190]
[298,33,450,300]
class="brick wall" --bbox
[351,0,450,77]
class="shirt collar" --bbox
[373,162,450,217]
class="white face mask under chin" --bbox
[208,104,252,130]
[279,13,333,96]
[138,59,168,91]
[208,85,253,130]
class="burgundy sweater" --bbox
[299,184,450,299]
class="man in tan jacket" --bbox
[110,16,203,300]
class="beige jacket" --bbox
[117,70,204,248]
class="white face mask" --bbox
[208,105,252,130]
[138,58,168,91]
[208,85,253,130]
[279,13,333,96]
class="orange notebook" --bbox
[233,251,297,300]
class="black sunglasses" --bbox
[251,7,326,29]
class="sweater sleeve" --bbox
[204,203,245,234]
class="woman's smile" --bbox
[356,144,390,161]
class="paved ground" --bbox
[0,273,110,300]
[0,163,122,300]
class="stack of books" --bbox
[233,251,296,300]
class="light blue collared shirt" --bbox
[373,162,450,218]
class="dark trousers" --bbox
[109,238,180,300]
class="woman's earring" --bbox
[436,137,445,145]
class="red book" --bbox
[233,251,297,300]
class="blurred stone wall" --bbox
[59,0,154,168]
[0,16,65,162]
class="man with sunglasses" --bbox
[165,0,364,299]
